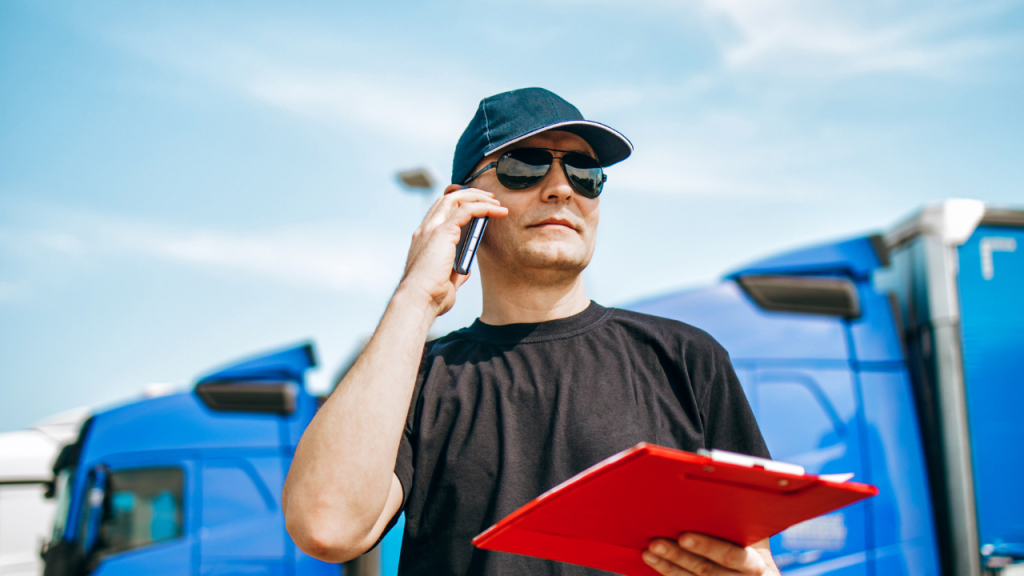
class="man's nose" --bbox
[541,160,573,203]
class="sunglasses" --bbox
[463,147,607,198]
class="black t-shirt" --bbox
[392,301,769,576]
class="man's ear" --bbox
[443,184,463,195]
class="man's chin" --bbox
[515,246,590,274]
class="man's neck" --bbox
[478,272,591,325]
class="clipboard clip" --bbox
[697,449,806,476]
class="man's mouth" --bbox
[528,217,577,230]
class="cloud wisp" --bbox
[558,0,1017,77]
[246,71,473,148]
[93,14,493,150]
[699,0,1017,77]
[3,209,409,296]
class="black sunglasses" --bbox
[463,147,607,198]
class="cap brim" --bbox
[483,120,633,167]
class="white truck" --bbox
[0,409,89,576]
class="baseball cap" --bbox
[451,87,633,185]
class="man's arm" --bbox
[644,534,780,576]
[281,188,507,563]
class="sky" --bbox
[1,0,1022,432]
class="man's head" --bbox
[447,88,632,286]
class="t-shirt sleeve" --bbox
[393,379,417,513]
[699,340,771,459]
[377,344,431,543]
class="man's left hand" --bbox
[643,534,779,576]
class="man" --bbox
[282,87,780,576]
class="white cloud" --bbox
[139,225,406,292]
[96,18,492,149]
[609,107,877,199]
[246,71,473,147]
[697,0,1014,76]
[555,0,1015,77]
[35,232,87,255]
[4,210,409,294]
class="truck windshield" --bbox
[50,468,75,543]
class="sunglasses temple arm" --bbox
[463,162,498,186]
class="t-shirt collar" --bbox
[462,301,612,344]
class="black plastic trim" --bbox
[868,233,890,267]
[737,275,861,319]
[52,417,93,476]
[195,381,297,415]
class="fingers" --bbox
[642,543,697,575]
[645,538,748,576]
[431,188,500,216]
[677,534,767,575]
[420,188,489,225]
[421,188,506,231]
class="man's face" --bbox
[466,131,600,284]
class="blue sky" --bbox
[1,0,1022,432]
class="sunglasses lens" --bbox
[496,149,552,190]
[495,149,605,197]
[563,153,604,198]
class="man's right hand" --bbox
[399,187,507,317]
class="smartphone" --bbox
[453,186,488,275]
[454,216,488,275]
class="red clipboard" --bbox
[472,443,878,576]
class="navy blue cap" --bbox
[452,87,633,185]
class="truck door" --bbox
[753,368,869,576]
[199,458,285,576]
[83,463,193,576]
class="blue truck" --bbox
[628,199,1022,576]
[42,200,1021,576]
[40,343,405,576]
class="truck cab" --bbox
[42,343,341,576]
[627,200,1024,576]
[627,234,940,576]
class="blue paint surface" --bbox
[957,225,1024,558]
[380,513,406,576]
[197,342,317,384]
[627,281,850,362]
[858,370,939,576]
[728,235,883,281]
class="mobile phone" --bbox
[454,216,488,275]
[453,186,488,275]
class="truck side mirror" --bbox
[195,381,298,415]
[737,275,861,319]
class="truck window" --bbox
[50,468,75,542]
[94,467,184,557]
